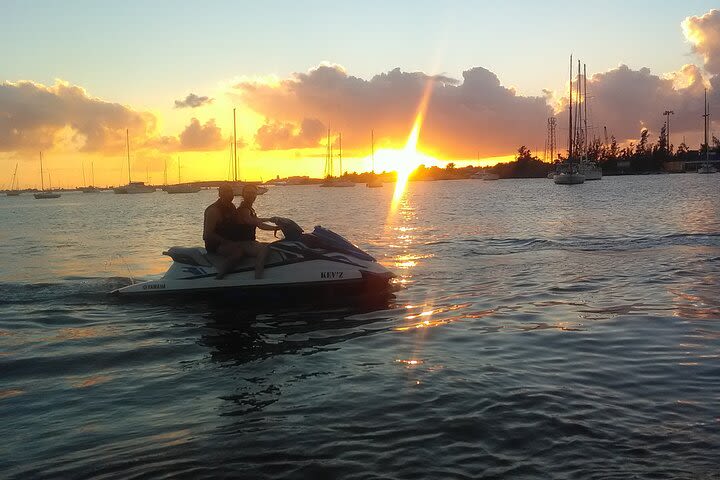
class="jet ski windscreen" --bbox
[270,217,304,240]
[311,226,376,261]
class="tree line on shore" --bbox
[279,128,720,184]
[405,126,720,180]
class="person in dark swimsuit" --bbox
[235,184,279,279]
[203,185,249,279]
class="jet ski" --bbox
[110,218,395,299]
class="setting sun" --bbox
[389,79,436,212]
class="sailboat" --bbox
[575,64,602,180]
[698,89,717,174]
[366,130,383,188]
[471,170,500,181]
[114,129,156,194]
[321,132,355,187]
[80,161,99,192]
[227,108,267,196]
[166,157,201,193]
[34,152,62,199]
[554,55,586,185]
[471,152,499,180]
[6,163,21,196]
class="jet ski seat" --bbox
[163,246,287,272]
[163,247,213,267]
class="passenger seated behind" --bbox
[203,185,247,278]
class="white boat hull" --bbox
[698,165,717,174]
[320,181,356,187]
[165,185,201,194]
[34,191,61,199]
[578,162,602,180]
[472,172,499,181]
[111,228,395,300]
[554,173,585,184]
[113,258,391,297]
[114,182,156,194]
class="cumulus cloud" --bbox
[255,117,326,150]
[683,9,720,75]
[233,64,551,158]
[0,79,155,153]
[554,63,708,146]
[141,134,180,152]
[174,93,213,109]
[179,118,225,151]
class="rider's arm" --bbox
[203,208,227,245]
[237,208,278,231]
[257,222,279,231]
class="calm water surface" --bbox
[1,175,719,479]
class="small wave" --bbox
[433,232,720,256]
[0,277,130,306]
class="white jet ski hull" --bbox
[111,234,395,300]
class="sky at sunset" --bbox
[2,0,720,188]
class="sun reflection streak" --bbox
[0,388,24,399]
[390,79,435,214]
[396,359,423,366]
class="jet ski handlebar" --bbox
[268,217,304,240]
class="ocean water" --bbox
[1,175,719,479]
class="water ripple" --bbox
[1,178,719,478]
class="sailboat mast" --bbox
[40,151,45,191]
[233,108,238,182]
[178,157,181,183]
[126,129,131,184]
[371,130,375,173]
[576,59,581,155]
[325,129,329,177]
[228,141,233,180]
[705,88,710,164]
[584,63,588,157]
[82,162,86,187]
[568,55,573,160]
[91,161,95,187]
[11,163,18,190]
[339,133,342,178]
[328,129,333,177]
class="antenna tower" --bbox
[544,117,557,162]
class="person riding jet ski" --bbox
[203,184,278,279]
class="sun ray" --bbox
[390,80,435,213]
